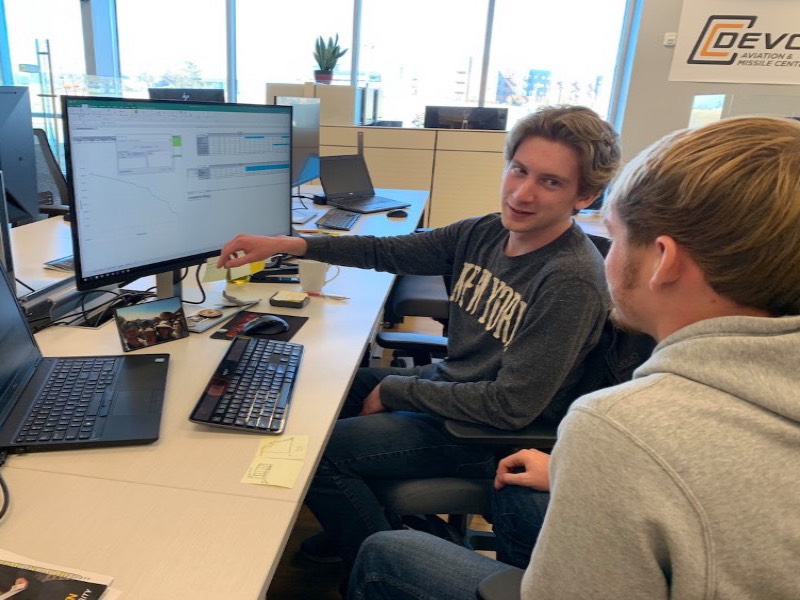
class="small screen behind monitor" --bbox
[0,86,39,225]
[62,96,292,292]
[274,96,320,186]
[148,88,225,103]
[423,106,508,131]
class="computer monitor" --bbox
[274,96,320,187]
[423,106,508,131]
[147,88,225,103]
[62,96,293,298]
[0,87,39,226]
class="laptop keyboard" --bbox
[190,337,303,435]
[316,208,360,231]
[16,357,118,444]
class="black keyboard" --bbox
[16,357,118,444]
[316,208,360,231]
[190,337,303,434]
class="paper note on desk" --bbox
[242,457,304,488]
[257,435,308,460]
[202,257,251,283]
[241,435,309,487]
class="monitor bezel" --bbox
[423,105,509,131]
[147,87,226,103]
[61,95,293,293]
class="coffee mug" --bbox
[296,259,340,293]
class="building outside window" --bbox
[486,0,628,123]
[359,0,487,127]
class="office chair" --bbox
[33,128,71,218]
[379,227,452,366]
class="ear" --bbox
[574,192,599,212]
[648,235,682,289]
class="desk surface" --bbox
[3,188,428,598]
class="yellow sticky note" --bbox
[241,457,304,488]
[257,435,309,461]
[203,257,251,283]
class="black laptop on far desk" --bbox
[320,154,411,214]
[0,263,169,453]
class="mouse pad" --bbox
[210,310,308,342]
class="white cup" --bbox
[296,259,340,293]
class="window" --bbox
[359,0,488,127]
[487,0,628,122]
[116,0,227,99]
[236,0,352,104]
[3,0,84,119]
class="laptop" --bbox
[0,263,169,453]
[320,154,411,214]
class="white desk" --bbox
[2,189,428,598]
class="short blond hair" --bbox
[505,105,621,198]
[606,116,800,315]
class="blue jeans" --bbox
[491,485,550,569]
[348,530,518,600]
[304,367,497,567]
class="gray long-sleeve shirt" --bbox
[304,214,608,429]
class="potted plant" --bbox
[314,34,348,84]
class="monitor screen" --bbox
[62,96,292,292]
[147,88,225,103]
[274,96,320,186]
[0,86,39,226]
[423,106,508,131]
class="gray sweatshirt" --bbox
[524,314,800,599]
[304,214,608,429]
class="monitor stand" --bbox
[156,270,183,300]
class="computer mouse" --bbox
[242,314,290,336]
[386,209,408,218]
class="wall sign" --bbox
[670,0,800,84]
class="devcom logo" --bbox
[688,15,757,64]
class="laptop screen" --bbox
[320,155,374,198]
[0,265,41,419]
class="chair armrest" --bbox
[477,567,525,600]
[444,419,557,449]
[375,331,447,352]
[39,205,70,217]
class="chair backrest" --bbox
[33,128,70,208]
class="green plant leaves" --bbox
[314,34,348,72]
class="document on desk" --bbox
[241,435,309,488]
[0,548,121,599]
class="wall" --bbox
[620,0,800,160]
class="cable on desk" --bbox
[181,265,207,305]
[15,278,35,293]
[0,450,10,522]
[292,194,312,209]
